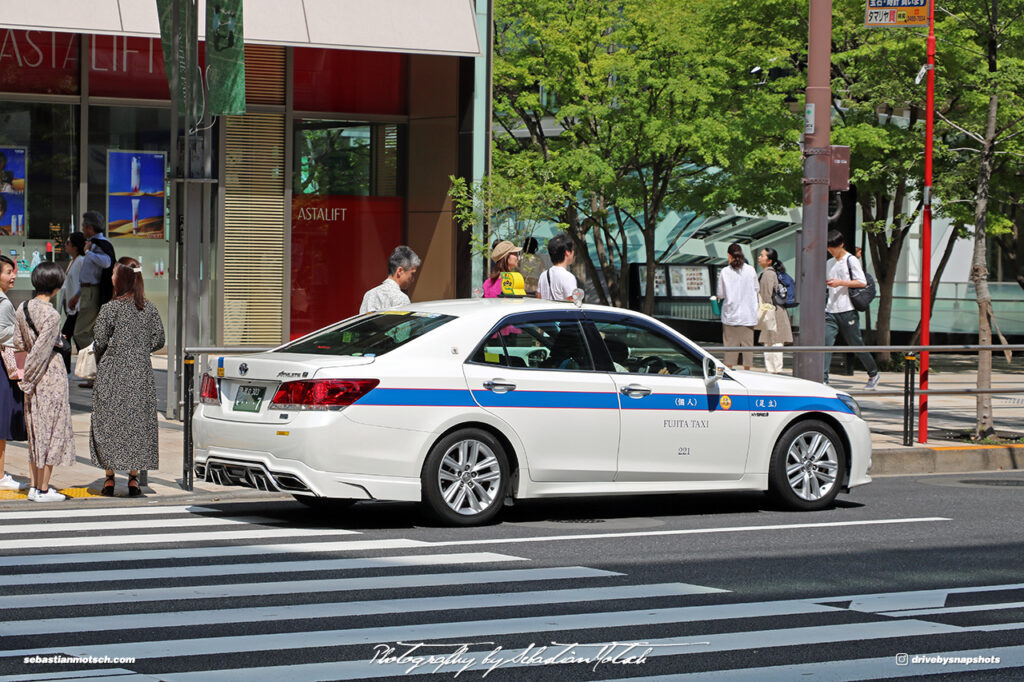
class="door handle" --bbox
[483,379,517,393]
[620,384,651,398]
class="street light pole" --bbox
[918,0,936,443]
[795,0,833,383]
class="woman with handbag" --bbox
[756,248,794,374]
[0,254,28,492]
[15,262,74,501]
[90,257,165,497]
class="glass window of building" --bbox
[87,106,172,323]
[293,121,402,197]
[289,121,406,339]
[0,102,79,245]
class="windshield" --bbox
[279,312,455,357]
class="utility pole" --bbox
[794,0,832,382]
[165,0,212,419]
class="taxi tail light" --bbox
[200,373,219,405]
[270,379,380,410]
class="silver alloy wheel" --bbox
[437,438,503,516]
[784,431,839,501]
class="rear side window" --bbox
[280,312,454,356]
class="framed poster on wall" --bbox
[637,265,668,297]
[0,146,27,236]
[106,150,166,239]
[669,264,712,298]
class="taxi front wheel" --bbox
[768,420,845,511]
[422,428,509,526]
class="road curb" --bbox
[871,444,1024,476]
[0,488,291,511]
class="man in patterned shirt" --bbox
[359,246,421,313]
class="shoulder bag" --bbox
[74,343,97,380]
[845,255,876,312]
[755,295,778,333]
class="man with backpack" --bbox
[824,229,879,389]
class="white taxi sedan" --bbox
[193,299,870,525]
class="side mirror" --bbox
[703,356,724,385]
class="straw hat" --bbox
[490,240,522,262]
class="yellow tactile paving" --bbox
[0,487,102,500]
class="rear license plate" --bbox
[233,385,265,413]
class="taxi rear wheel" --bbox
[768,420,845,511]
[422,428,509,526]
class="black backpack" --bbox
[90,236,117,305]
[845,255,876,312]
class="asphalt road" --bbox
[1,472,1023,680]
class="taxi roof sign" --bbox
[865,0,928,27]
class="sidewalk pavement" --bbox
[0,359,1021,507]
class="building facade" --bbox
[2,0,489,415]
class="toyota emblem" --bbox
[238,363,249,376]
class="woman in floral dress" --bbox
[15,262,75,501]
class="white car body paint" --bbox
[192,299,871,508]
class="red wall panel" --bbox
[293,48,407,115]
[290,194,404,339]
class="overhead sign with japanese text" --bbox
[865,0,928,27]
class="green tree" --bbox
[930,0,1024,437]
[492,0,801,312]
[448,154,568,258]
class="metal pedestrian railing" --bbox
[181,346,275,491]
[711,343,1024,446]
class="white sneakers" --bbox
[0,474,68,501]
[27,487,67,502]
[0,473,24,490]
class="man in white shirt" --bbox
[538,232,578,301]
[824,230,879,389]
[359,246,421,313]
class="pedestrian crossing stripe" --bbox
[0,508,1021,680]
[0,487,101,500]
[0,566,619,610]
[0,504,220,520]
[0,551,526,588]
[0,537,423,568]
[0,515,286,535]
[0,525,359,551]
[0,583,714,637]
